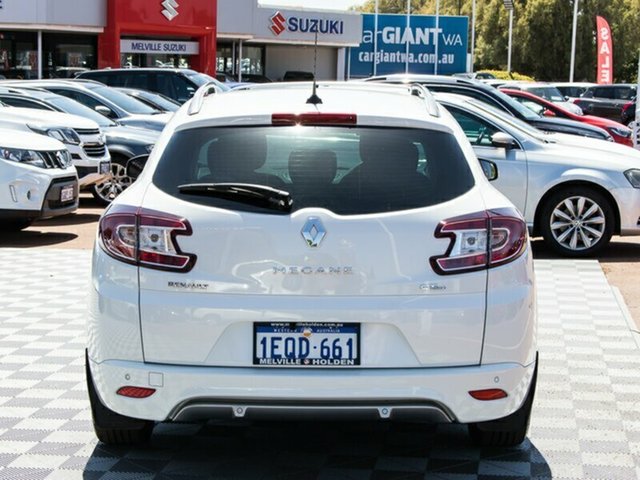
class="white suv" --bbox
[88,82,538,447]
[0,128,78,230]
[0,105,110,190]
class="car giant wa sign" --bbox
[349,14,468,77]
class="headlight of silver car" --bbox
[28,125,81,145]
[0,147,47,168]
[624,169,640,188]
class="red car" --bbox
[501,88,633,147]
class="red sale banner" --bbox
[596,16,613,84]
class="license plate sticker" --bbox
[254,322,360,367]
[100,162,110,174]
[60,185,74,203]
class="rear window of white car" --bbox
[152,126,475,215]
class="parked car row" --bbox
[0,74,174,227]
[0,86,159,204]
[489,80,637,127]
[573,84,637,122]
[365,74,616,142]
[499,88,633,146]
[3,70,639,257]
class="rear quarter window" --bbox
[152,126,476,216]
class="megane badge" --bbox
[301,217,326,248]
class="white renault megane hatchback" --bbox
[87,82,537,447]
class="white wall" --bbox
[0,0,106,27]
[265,45,337,81]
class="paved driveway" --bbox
[1,249,640,479]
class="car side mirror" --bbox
[479,159,498,181]
[491,132,517,150]
[543,109,556,117]
[95,105,114,118]
[126,154,149,180]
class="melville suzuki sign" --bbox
[349,14,468,77]
[121,39,199,55]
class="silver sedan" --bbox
[436,93,640,257]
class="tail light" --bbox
[430,208,527,275]
[272,113,357,126]
[622,102,634,114]
[99,205,196,272]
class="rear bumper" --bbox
[88,356,536,425]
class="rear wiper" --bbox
[178,183,293,212]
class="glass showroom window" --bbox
[0,31,37,79]
[43,33,97,79]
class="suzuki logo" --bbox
[161,0,179,21]
[270,11,287,36]
[301,217,326,248]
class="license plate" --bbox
[100,162,111,175]
[254,322,360,367]
[60,185,74,203]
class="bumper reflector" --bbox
[468,389,508,401]
[116,386,156,399]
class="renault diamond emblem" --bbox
[301,217,326,248]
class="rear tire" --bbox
[468,355,538,448]
[85,350,154,445]
[90,155,133,206]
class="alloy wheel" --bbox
[549,196,606,251]
[93,163,133,204]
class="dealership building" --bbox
[0,0,362,81]
[217,0,361,81]
[0,1,468,81]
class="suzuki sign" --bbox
[269,10,345,37]
[349,14,468,77]
[161,0,179,21]
[248,7,361,45]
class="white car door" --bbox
[449,107,529,217]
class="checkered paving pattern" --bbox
[1,249,640,479]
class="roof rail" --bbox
[187,82,222,116]
[409,83,440,117]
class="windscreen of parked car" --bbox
[491,88,541,121]
[47,96,117,128]
[153,126,475,215]
[90,85,159,115]
[526,87,565,102]
[461,99,550,139]
[138,92,180,112]
[185,73,230,92]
